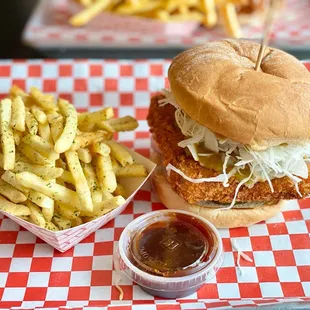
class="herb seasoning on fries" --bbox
[0,86,147,231]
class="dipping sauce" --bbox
[129,212,217,278]
[117,210,223,299]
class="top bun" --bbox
[168,39,310,151]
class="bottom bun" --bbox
[152,165,285,228]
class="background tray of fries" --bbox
[23,0,310,50]
[0,86,156,252]
[68,0,200,36]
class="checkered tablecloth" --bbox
[23,0,310,50]
[0,59,309,310]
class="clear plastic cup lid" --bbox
[116,209,223,294]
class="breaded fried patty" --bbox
[147,95,310,205]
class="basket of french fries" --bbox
[0,86,156,252]
[68,0,266,38]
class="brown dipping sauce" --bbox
[128,212,218,278]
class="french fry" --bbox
[31,106,48,124]
[28,190,54,210]
[0,99,15,170]
[42,206,54,222]
[155,10,170,21]
[127,0,140,5]
[22,134,59,160]
[163,0,199,12]
[15,151,31,164]
[54,99,78,153]
[0,195,30,216]
[79,123,96,132]
[82,162,102,204]
[97,116,138,133]
[44,159,57,222]
[111,157,120,173]
[26,110,39,136]
[12,160,64,179]
[115,163,148,178]
[1,172,53,210]
[219,3,241,38]
[114,184,127,198]
[57,178,66,187]
[69,0,113,27]
[201,0,217,27]
[19,142,54,166]
[52,213,72,230]
[105,140,133,166]
[78,107,114,127]
[45,221,59,231]
[90,142,110,156]
[102,190,114,201]
[0,151,63,180]
[58,170,75,184]
[80,0,93,7]
[16,172,81,208]
[10,86,35,107]
[115,1,162,15]
[56,157,67,170]
[179,4,189,15]
[47,111,64,143]
[81,195,126,217]
[30,87,56,111]
[65,151,93,211]
[94,154,117,193]
[38,122,53,144]
[10,85,27,99]
[27,201,46,228]
[1,170,29,193]
[11,96,26,132]
[55,202,80,220]
[0,179,27,203]
[77,148,92,163]
[70,130,112,151]
[71,217,83,227]
[13,129,24,146]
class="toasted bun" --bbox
[168,39,310,151]
[152,165,285,228]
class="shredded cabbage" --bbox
[232,239,253,276]
[161,89,310,209]
[166,163,237,184]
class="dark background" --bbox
[1,0,310,60]
[0,0,41,58]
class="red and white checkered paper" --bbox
[23,0,310,50]
[0,59,309,309]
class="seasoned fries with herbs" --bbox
[0,86,147,230]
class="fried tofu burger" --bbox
[147,39,310,228]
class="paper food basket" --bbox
[67,0,199,36]
[0,150,156,253]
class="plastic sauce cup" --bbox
[116,209,223,298]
